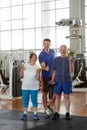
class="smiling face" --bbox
[43,41,51,50]
[43,39,51,52]
[30,54,37,62]
[30,53,37,65]
[59,45,68,57]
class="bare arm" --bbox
[36,68,41,81]
[69,57,74,73]
[19,64,25,78]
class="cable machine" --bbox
[0,56,22,99]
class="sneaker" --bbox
[21,114,27,121]
[44,111,51,118]
[66,112,71,120]
[52,112,59,120]
[47,105,54,114]
[44,113,50,118]
[33,114,39,120]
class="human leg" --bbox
[47,94,56,114]
[42,77,50,116]
[21,90,30,120]
[52,94,61,120]
[64,94,70,112]
[49,77,54,100]
[63,81,72,120]
[64,94,71,120]
[42,92,48,111]
[48,85,54,104]
[52,81,62,120]
[42,92,51,118]
[31,90,39,120]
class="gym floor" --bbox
[0,91,87,117]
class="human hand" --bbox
[20,64,26,70]
[45,66,49,71]
[36,68,41,73]
[49,79,55,85]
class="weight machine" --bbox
[0,59,22,99]
[72,63,84,87]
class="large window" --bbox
[85,0,87,49]
[0,0,70,57]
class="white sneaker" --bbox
[46,110,50,115]
[44,110,50,118]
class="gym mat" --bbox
[0,110,87,130]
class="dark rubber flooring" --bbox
[0,109,87,130]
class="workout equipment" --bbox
[0,59,22,99]
[12,60,22,97]
[72,54,86,88]
[72,63,84,86]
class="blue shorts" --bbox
[54,81,72,94]
[22,90,38,108]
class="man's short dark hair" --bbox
[43,38,51,43]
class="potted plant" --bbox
[67,48,75,57]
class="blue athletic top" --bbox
[39,49,55,77]
[53,56,71,82]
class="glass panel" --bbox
[24,30,35,49]
[12,20,22,30]
[56,27,69,48]
[42,1,55,10]
[1,32,11,50]
[36,3,42,27]
[12,6,22,20]
[85,30,87,48]
[12,0,22,6]
[0,0,10,8]
[85,0,87,5]
[0,0,69,51]
[42,10,55,26]
[42,27,56,48]
[0,8,11,31]
[85,7,87,23]
[11,6,22,29]
[23,0,34,4]
[23,5,34,28]
[36,0,41,2]
[36,50,41,66]
[56,9,69,20]
[42,0,54,2]
[85,5,87,48]
[56,0,69,8]
[12,30,22,49]
[36,29,42,49]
